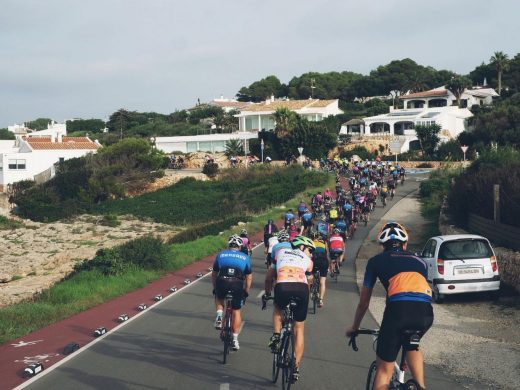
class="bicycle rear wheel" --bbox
[403,379,421,389]
[281,334,295,390]
[365,360,377,390]
[222,314,231,364]
[272,350,281,383]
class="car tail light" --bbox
[437,258,444,275]
[490,256,497,272]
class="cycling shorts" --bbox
[377,301,434,362]
[312,252,329,277]
[274,283,309,322]
[303,219,313,228]
[330,249,343,259]
[215,277,246,310]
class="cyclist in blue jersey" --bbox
[212,235,253,351]
[284,210,295,229]
[301,208,314,236]
[346,222,433,390]
[334,217,348,241]
[271,230,292,261]
[316,216,330,239]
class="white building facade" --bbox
[341,87,497,152]
[154,132,258,154]
[235,98,343,132]
[0,135,100,191]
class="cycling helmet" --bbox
[345,204,353,211]
[291,235,316,250]
[311,231,320,239]
[228,234,244,248]
[333,228,340,234]
[321,215,327,221]
[240,229,248,236]
[377,222,408,244]
[278,230,290,242]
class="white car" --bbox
[420,234,500,303]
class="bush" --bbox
[417,162,434,168]
[0,216,23,230]
[340,146,375,160]
[100,214,121,227]
[202,162,219,177]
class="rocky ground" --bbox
[355,191,520,389]
[0,215,180,308]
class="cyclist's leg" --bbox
[406,350,426,389]
[293,321,305,367]
[374,357,395,390]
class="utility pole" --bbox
[310,78,316,99]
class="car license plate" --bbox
[456,268,480,275]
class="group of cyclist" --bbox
[211,160,433,390]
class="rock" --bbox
[0,274,12,283]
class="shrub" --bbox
[417,162,434,168]
[168,216,252,244]
[0,216,23,230]
[100,214,121,227]
[202,162,219,177]
[118,235,167,269]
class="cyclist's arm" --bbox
[245,274,252,294]
[265,266,276,295]
[306,261,314,288]
[211,258,220,290]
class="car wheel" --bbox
[432,284,445,304]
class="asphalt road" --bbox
[24,172,462,390]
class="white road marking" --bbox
[219,383,230,390]
[256,290,265,299]
[11,340,43,348]
[15,242,265,389]
[15,353,60,365]
[238,321,246,334]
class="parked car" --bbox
[420,234,500,303]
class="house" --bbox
[8,120,67,137]
[0,134,101,191]
[235,97,343,132]
[341,86,498,152]
[207,96,252,113]
[154,132,258,154]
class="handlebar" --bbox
[261,295,273,310]
[348,329,379,352]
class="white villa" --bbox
[207,96,252,113]
[341,86,498,152]
[154,132,258,154]
[8,120,67,137]
[0,134,101,191]
[235,97,343,132]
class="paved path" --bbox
[7,172,464,390]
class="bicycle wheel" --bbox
[403,379,421,390]
[282,334,296,390]
[365,360,377,390]
[272,349,281,383]
[222,314,231,364]
[333,261,340,283]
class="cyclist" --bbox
[380,182,389,205]
[264,235,315,383]
[265,232,279,268]
[271,230,292,261]
[301,208,314,236]
[212,235,253,351]
[284,209,295,229]
[311,232,329,307]
[334,217,348,241]
[297,200,307,221]
[328,228,345,268]
[387,177,396,199]
[263,219,279,248]
[346,222,433,390]
[316,216,330,240]
[288,223,299,241]
[239,229,252,256]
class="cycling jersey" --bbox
[298,202,306,212]
[288,228,299,241]
[316,221,329,237]
[272,241,292,261]
[313,240,327,254]
[363,249,432,303]
[267,236,279,254]
[334,220,347,233]
[213,249,252,279]
[329,209,338,219]
[285,212,294,223]
[273,247,312,284]
[329,234,344,252]
[302,212,313,222]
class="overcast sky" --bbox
[1,0,518,127]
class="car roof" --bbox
[432,234,489,242]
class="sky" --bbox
[1,0,519,127]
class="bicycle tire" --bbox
[403,379,421,390]
[222,312,231,364]
[334,261,340,283]
[365,360,377,390]
[282,334,296,390]
[279,333,290,389]
[272,349,281,383]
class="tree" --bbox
[446,76,472,107]
[279,117,337,159]
[107,109,130,139]
[66,119,105,133]
[25,118,53,131]
[415,124,441,158]
[224,139,244,157]
[490,51,510,94]
[273,107,298,139]
[236,75,286,102]
[0,128,15,140]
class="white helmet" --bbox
[278,230,290,242]
[228,234,244,248]
[377,222,408,244]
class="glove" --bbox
[243,291,249,298]
[212,289,216,296]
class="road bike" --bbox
[329,252,341,283]
[348,329,423,390]
[390,187,395,200]
[220,291,235,364]
[262,296,299,389]
[381,194,387,207]
[310,271,321,314]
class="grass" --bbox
[0,216,24,230]
[0,172,335,344]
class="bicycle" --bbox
[262,296,299,389]
[220,291,235,364]
[381,194,387,207]
[348,329,423,390]
[329,252,341,283]
[310,271,321,314]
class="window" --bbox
[439,240,493,260]
[8,159,26,170]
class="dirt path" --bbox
[0,215,180,308]
[355,191,520,389]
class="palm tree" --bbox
[224,139,244,157]
[273,107,297,138]
[490,51,510,94]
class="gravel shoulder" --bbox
[355,191,520,390]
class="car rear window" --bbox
[439,239,494,260]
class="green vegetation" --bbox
[0,128,15,140]
[0,172,334,343]
[0,216,24,230]
[66,118,106,134]
[447,148,520,228]
[97,165,327,225]
[11,138,166,222]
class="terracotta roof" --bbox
[400,89,449,99]
[210,101,250,108]
[25,136,100,150]
[241,99,337,112]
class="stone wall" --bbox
[439,201,520,293]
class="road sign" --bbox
[389,140,401,154]
[298,147,303,155]
[460,146,468,153]
[260,139,264,150]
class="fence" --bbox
[468,213,520,251]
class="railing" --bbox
[468,213,520,251]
